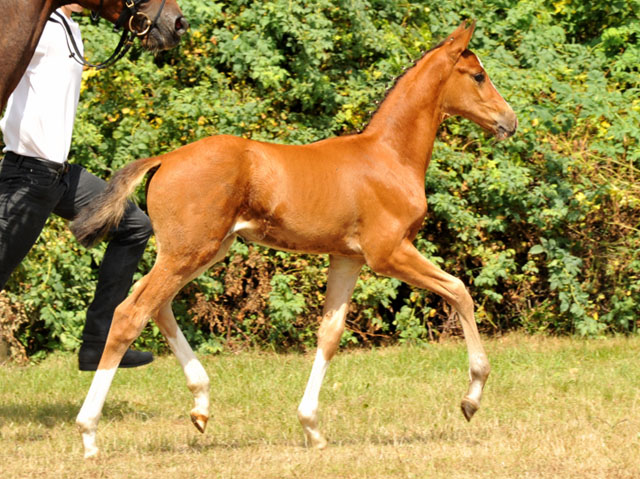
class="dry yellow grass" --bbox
[1,333,639,478]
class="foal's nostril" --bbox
[499,110,518,138]
[175,16,189,35]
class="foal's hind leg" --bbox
[156,303,210,433]
[298,255,363,449]
[76,273,165,458]
[76,237,235,458]
[75,267,195,457]
[154,236,236,435]
[369,239,490,421]
[76,272,187,458]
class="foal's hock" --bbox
[72,21,517,458]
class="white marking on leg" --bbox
[467,351,489,404]
[297,349,330,448]
[296,256,362,448]
[76,368,118,458]
[164,324,210,431]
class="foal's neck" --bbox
[363,48,452,177]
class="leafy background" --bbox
[1,0,639,358]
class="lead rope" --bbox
[49,11,135,70]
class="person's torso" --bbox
[0,10,84,164]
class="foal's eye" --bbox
[473,72,485,84]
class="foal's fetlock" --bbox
[186,373,210,434]
[460,354,489,422]
[297,408,328,449]
[469,352,490,381]
[77,422,100,458]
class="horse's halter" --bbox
[51,0,167,70]
[110,0,167,38]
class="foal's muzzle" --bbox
[494,110,518,140]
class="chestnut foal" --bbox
[72,22,517,457]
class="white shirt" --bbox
[0,10,84,164]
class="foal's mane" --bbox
[360,38,448,133]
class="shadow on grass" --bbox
[135,427,469,454]
[0,400,148,428]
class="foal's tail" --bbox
[71,157,162,248]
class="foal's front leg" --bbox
[369,239,490,420]
[298,255,363,448]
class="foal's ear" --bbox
[445,20,476,62]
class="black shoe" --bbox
[78,343,154,371]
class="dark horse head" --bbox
[0,0,188,112]
[92,0,189,51]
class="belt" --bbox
[4,151,70,175]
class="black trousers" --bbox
[0,152,153,344]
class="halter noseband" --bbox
[115,0,167,38]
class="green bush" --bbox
[2,0,639,357]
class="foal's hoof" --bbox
[310,432,328,450]
[460,397,479,422]
[303,430,328,450]
[190,412,208,433]
[84,446,99,459]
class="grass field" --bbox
[1,334,640,478]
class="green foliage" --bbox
[267,273,308,345]
[2,0,639,357]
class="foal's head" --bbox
[439,22,517,140]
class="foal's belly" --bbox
[232,218,363,257]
